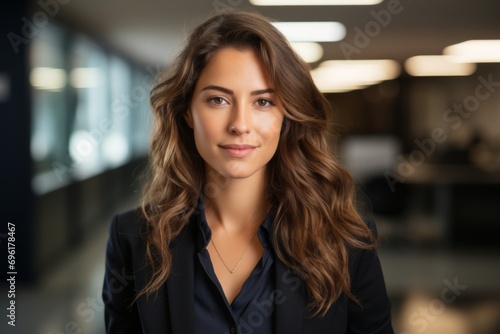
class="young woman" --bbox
[103,10,394,334]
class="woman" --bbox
[103,9,394,334]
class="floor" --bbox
[2,214,500,334]
[0,221,109,334]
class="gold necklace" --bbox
[210,232,257,274]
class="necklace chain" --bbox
[210,232,257,274]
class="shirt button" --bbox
[230,324,238,334]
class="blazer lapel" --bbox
[274,260,305,334]
[165,221,197,334]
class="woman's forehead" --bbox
[195,47,274,93]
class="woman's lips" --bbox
[219,144,257,158]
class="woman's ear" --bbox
[184,109,194,129]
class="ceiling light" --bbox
[30,67,67,91]
[70,68,102,88]
[443,40,500,63]
[405,55,476,76]
[272,22,346,42]
[311,68,380,92]
[311,59,400,93]
[290,42,324,63]
[251,0,383,5]
[311,76,373,93]
[318,59,400,81]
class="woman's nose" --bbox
[228,103,250,135]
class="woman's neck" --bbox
[204,168,267,232]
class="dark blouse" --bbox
[194,205,275,334]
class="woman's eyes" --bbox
[255,99,274,108]
[207,97,228,105]
[206,97,275,108]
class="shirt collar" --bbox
[194,197,274,252]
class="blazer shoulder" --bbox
[346,217,394,333]
[347,216,379,274]
[108,207,148,257]
[112,207,148,234]
[104,208,148,333]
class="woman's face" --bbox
[187,47,284,181]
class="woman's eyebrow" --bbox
[251,88,274,96]
[200,85,274,96]
[201,85,233,95]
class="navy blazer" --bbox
[103,209,394,334]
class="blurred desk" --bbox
[405,164,500,247]
[407,164,500,184]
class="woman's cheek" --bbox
[259,113,284,136]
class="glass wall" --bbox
[30,23,151,195]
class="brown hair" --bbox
[140,9,374,316]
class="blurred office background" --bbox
[1,0,500,333]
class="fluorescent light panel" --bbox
[311,59,400,93]
[290,42,324,63]
[272,22,346,42]
[405,55,476,76]
[251,0,383,5]
[70,68,102,88]
[318,59,400,81]
[30,67,67,91]
[31,67,103,90]
[311,73,380,92]
[443,40,500,63]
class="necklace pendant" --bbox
[210,232,257,274]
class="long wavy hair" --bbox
[140,9,375,317]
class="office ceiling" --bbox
[56,0,500,66]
